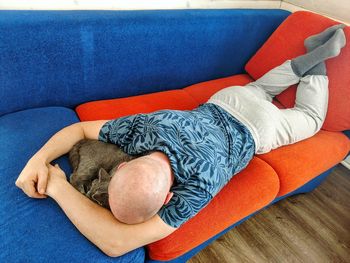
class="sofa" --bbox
[0,8,349,263]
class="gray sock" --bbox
[304,24,346,51]
[291,28,346,77]
[304,62,326,76]
[304,24,345,76]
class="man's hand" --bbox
[46,163,67,197]
[15,121,108,199]
[15,157,49,198]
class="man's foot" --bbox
[303,24,346,76]
[304,24,346,52]
[318,28,347,58]
[291,28,346,77]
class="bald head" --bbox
[108,154,173,224]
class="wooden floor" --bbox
[189,164,350,263]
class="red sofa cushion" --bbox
[76,89,199,121]
[245,11,350,132]
[75,71,349,260]
[184,74,253,104]
[147,157,279,260]
[257,130,350,197]
[76,74,280,260]
[76,74,254,121]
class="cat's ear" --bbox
[92,191,109,208]
[98,168,110,182]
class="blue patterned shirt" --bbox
[98,103,255,228]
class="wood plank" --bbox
[189,164,350,263]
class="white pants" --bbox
[208,60,329,154]
[245,60,329,145]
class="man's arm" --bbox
[34,120,109,163]
[46,168,177,257]
[16,120,110,197]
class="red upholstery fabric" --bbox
[257,130,350,197]
[184,74,253,104]
[75,56,349,261]
[76,89,199,121]
[245,11,350,132]
[147,157,279,260]
[76,74,280,260]
[76,74,254,121]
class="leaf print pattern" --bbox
[98,103,255,228]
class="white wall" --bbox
[1,0,349,23]
[0,0,281,10]
[282,0,350,24]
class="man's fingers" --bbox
[22,181,36,197]
[23,180,46,198]
[37,170,48,195]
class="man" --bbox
[15,25,346,257]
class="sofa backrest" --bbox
[0,9,290,117]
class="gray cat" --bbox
[68,139,138,208]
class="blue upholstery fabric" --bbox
[0,9,290,117]
[0,107,145,262]
[0,8,346,263]
[0,9,294,263]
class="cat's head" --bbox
[69,174,92,194]
[86,168,111,209]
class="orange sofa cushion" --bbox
[75,74,255,121]
[245,11,350,132]
[147,157,279,261]
[75,73,279,261]
[184,73,253,104]
[77,72,257,121]
[257,130,350,197]
[76,89,199,121]
[75,71,349,260]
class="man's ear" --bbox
[164,192,174,205]
[117,161,127,170]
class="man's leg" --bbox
[244,27,346,102]
[278,74,329,143]
[244,60,300,103]
[272,27,346,143]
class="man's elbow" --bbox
[95,237,123,258]
[104,248,122,258]
[103,244,124,258]
[103,239,142,258]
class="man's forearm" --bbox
[33,123,85,163]
[48,179,122,257]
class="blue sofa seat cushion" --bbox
[0,106,145,263]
